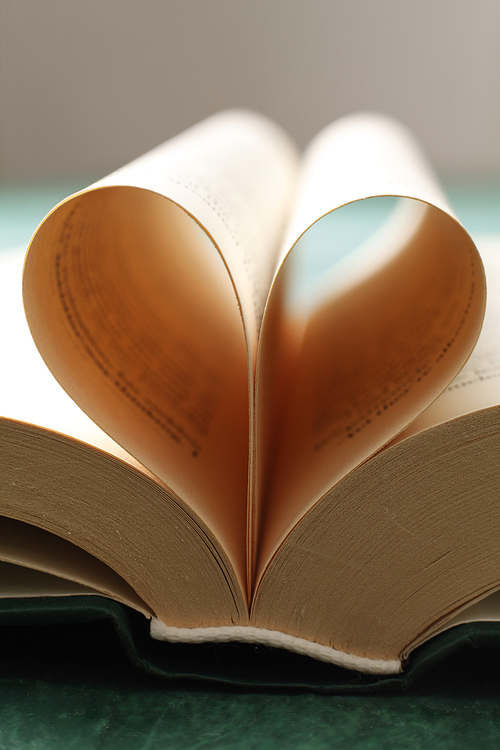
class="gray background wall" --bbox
[1,0,500,183]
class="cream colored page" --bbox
[398,237,500,438]
[0,515,152,614]
[23,112,298,587]
[0,257,154,611]
[404,590,500,659]
[425,590,500,638]
[279,112,453,260]
[92,110,299,349]
[0,248,133,460]
[255,115,484,580]
[0,562,101,599]
[23,195,251,587]
[0,248,156,609]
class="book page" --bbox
[0,562,102,599]
[0,248,150,610]
[252,402,500,661]
[1,248,249,623]
[24,195,251,582]
[408,589,500,657]
[395,237,500,438]
[90,110,299,351]
[252,234,500,655]
[254,114,485,582]
[23,112,299,586]
[0,247,137,460]
[0,516,152,614]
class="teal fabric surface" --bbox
[2,597,500,748]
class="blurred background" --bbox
[1,0,500,247]
[2,0,500,181]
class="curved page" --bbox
[254,113,485,582]
[23,112,299,588]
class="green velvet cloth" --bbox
[1,596,500,748]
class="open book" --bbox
[2,110,500,677]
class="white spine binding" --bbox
[150,619,402,675]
